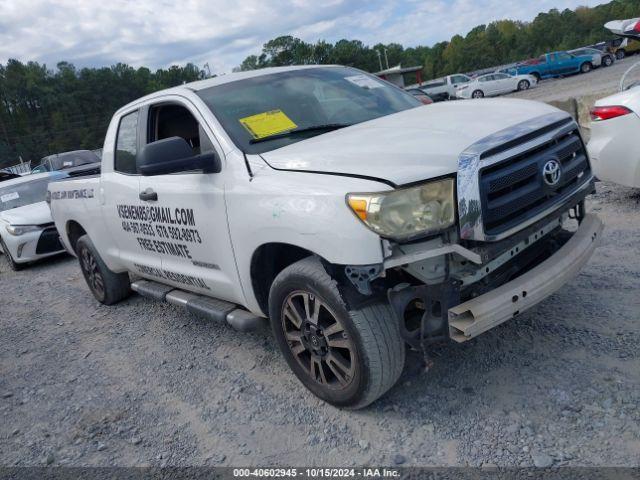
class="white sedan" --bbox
[0,172,67,270]
[588,86,640,188]
[456,72,537,99]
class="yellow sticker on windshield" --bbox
[239,109,298,139]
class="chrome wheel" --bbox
[80,247,105,299]
[518,80,530,90]
[472,90,484,98]
[281,291,356,390]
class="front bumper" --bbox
[448,213,603,342]
[1,227,65,264]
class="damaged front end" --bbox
[341,112,602,350]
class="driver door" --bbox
[136,96,244,304]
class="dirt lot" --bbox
[1,181,639,468]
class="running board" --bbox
[130,279,265,332]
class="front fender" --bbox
[226,169,389,313]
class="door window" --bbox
[451,75,469,84]
[147,103,216,161]
[115,111,139,175]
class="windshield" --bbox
[196,67,421,154]
[0,177,53,212]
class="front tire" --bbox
[580,62,592,74]
[0,237,24,271]
[269,257,405,409]
[517,79,530,91]
[471,89,484,99]
[77,235,130,305]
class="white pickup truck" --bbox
[48,65,602,408]
[421,74,472,101]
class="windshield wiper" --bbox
[249,123,352,144]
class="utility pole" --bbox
[383,48,390,69]
[376,50,383,71]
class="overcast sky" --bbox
[0,0,607,74]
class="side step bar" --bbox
[131,279,266,332]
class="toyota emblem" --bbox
[542,159,562,187]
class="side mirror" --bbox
[137,137,221,176]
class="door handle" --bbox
[139,188,158,201]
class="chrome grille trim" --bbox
[457,111,593,242]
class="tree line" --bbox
[1,0,639,168]
[237,0,640,78]
[0,62,204,168]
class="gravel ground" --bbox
[1,182,639,467]
[508,54,640,102]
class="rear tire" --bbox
[616,50,625,60]
[580,62,592,74]
[0,237,24,271]
[471,89,484,99]
[603,55,613,67]
[517,79,530,91]
[77,235,130,305]
[269,256,405,409]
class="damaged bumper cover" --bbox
[448,213,603,342]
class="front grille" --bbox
[36,227,63,254]
[479,128,590,235]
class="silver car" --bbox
[569,47,615,68]
[0,172,67,270]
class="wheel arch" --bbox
[250,242,320,315]
[66,220,87,254]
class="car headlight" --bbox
[6,225,41,236]
[347,178,455,240]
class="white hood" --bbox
[260,98,562,185]
[0,201,53,226]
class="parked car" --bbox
[404,87,433,104]
[456,72,537,99]
[31,150,100,173]
[49,65,601,408]
[0,172,67,270]
[604,18,640,59]
[508,51,595,80]
[569,47,614,67]
[421,74,471,101]
[588,86,640,188]
[613,37,640,59]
